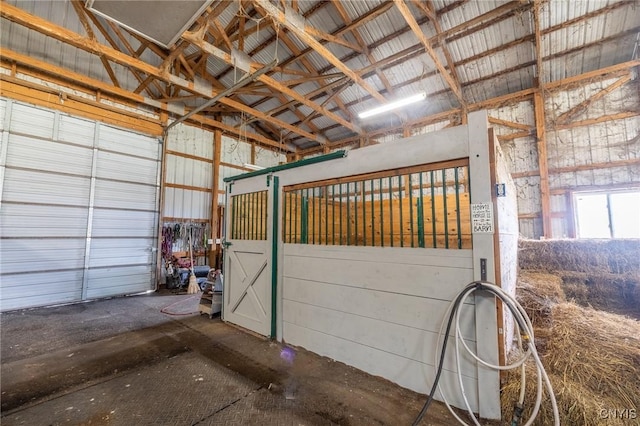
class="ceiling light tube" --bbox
[358,92,427,119]
[243,163,265,171]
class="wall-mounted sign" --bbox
[496,183,506,197]
[471,203,494,233]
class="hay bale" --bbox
[544,303,640,407]
[501,367,624,426]
[517,272,566,325]
[518,239,640,276]
[501,303,640,425]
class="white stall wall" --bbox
[0,99,160,311]
[225,113,501,419]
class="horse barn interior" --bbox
[0,0,639,425]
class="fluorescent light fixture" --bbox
[358,92,427,119]
[243,163,265,171]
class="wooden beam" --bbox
[253,0,387,104]
[497,131,534,142]
[0,76,162,136]
[210,128,222,267]
[69,0,120,88]
[212,18,233,51]
[394,0,465,106]
[555,74,632,125]
[511,158,640,179]
[0,49,290,151]
[488,117,533,131]
[0,3,309,147]
[182,31,358,139]
[553,111,640,130]
[533,0,552,238]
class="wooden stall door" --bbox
[223,189,272,336]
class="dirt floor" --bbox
[0,291,484,426]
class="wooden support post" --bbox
[210,128,222,268]
[534,91,551,238]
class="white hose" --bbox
[433,282,559,426]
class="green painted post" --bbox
[455,167,462,249]
[270,176,279,338]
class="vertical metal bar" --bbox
[388,176,393,247]
[354,182,358,246]
[398,175,404,247]
[332,185,336,245]
[263,191,267,240]
[362,181,367,246]
[346,183,351,245]
[339,184,343,245]
[455,168,462,249]
[294,190,298,243]
[430,171,437,248]
[418,173,425,248]
[442,168,449,249]
[408,174,414,247]
[311,187,316,244]
[288,191,292,243]
[325,186,329,245]
[250,192,255,240]
[301,190,308,244]
[379,178,384,247]
[370,180,375,247]
[231,196,235,239]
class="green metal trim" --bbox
[332,185,336,245]
[379,178,384,247]
[398,175,403,247]
[418,172,425,248]
[346,183,351,245]
[224,150,347,182]
[270,176,279,338]
[455,167,462,249]
[388,176,393,247]
[408,174,414,248]
[442,168,449,249]
[370,180,375,247]
[430,171,437,248]
[301,192,309,244]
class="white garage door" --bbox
[0,100,161,311]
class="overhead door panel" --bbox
[0,100,161,311]
[0,102,90,311]
[86,124,160,299]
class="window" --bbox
[282,161,472,249]
[574,190,640,239]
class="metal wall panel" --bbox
[0,100,160,311]
[98,124,160,160]
[2,168,91,206]
[163,187,211,220]
[9,103,55,139]
[91,207,157,238]
[86,265,154,299]
[95,150,158,185]
[0,270,84,312]
[93,179,157,211]
[6,134,93,176]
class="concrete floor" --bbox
[1,291,467,425]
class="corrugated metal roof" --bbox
[2,0,638,151]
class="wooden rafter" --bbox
[555,74,632,125]
[69,0,119,88]
[0,3,319,145]
[332,1,396,99]
[488,117,533,131]
[396,0,461,106]
[181,31,361,138]
[252,0,387,104]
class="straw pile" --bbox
[501,272,640,425]
[518,239,640,318]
